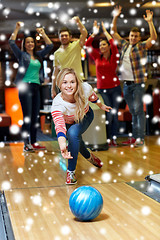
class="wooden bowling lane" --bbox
[0,135,160,239]
[0,136,160,190]
[5,182,160,240]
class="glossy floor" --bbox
[0,136,160,239]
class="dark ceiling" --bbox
[0,0,160,35]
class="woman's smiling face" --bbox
[99,40,110,54]
[60,73,77,100]
[24,37,35,52]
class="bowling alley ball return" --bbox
[127,174,160,203]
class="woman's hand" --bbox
[101,21,112,41]
[36,27,52,44]
[60,143,73,159]
[72,16,80,24]
[101,21,106,33]
[16,22,24,30]
[58,136,73,159]
[61,149,73,159]
[93,20,100,36]
[100,104,112,112]
[36,27,45,36]
[10,22,24,40]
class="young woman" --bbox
[86,21,121,147]
[51,68,111,184]
[9,22,53,152]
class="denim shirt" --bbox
[9,39,53,84]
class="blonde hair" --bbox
[56,68,86,122]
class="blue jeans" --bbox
[123,82,145,139]
[98,85,121,139]
[66,107,94,171]
[19,83,40,144]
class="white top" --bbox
[51,82,98,137]
[120,45,134,81]
[51,82,97,116]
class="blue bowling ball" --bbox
[69,186,103,221]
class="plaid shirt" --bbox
[118,39,148,83]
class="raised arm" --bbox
[10,22,23,40]
[36,28,52,45]
[51,66,60,99]
[85,21,100,60]
[111,5,123,41]
[91,20,100,38]
[9,22,24,60]
[101,21,112,41]
[143,10,157,49]
[72,16,88,47]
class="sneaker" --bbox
[122,137,136,145]
[134,138,145,147]
[87,153,103,168]
[109,139,118,147]
[31,143,46,151]
[23,144,35,152]
[66,170,77,185]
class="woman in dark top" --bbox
[9,22,53,152]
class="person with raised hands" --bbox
[85,20,121,147]
[9,22,53,152]
[51,16,88,99]
[111,6,157,146]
